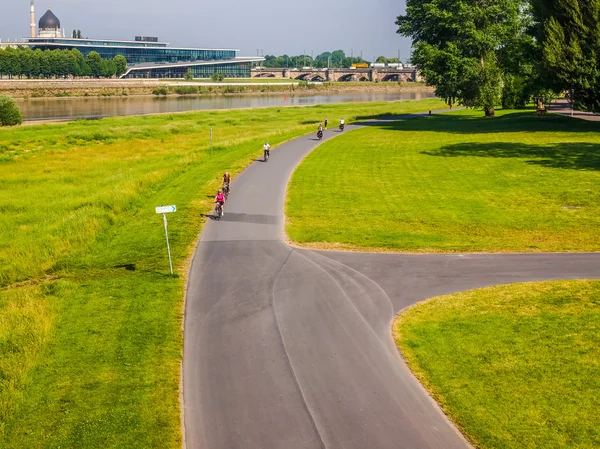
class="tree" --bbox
[532,0,600,112]
[114,55,127,77]
[72,30,77,38]
[376,56,387,63]
[211,72,225,82]
[101,59,117,78]
[331,50,345,68]
[85,51,103,77]
[77,30,82,39]
[0,95,23,126]
[397,0,529,115]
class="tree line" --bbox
[397,0,600,113]
[263,50,368,69]
[0,48,128,79]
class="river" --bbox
[16,91,436,121]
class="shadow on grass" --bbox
[424,141,600,171]
[363,111,600,135]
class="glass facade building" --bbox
[23,37,262,78]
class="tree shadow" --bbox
[368,111,600,135]
[424,141,600,171]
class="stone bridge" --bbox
[252,68,422,82]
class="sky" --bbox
[0,0,412,62]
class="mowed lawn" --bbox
[0,98,444,448]
[394,280,600,449]
[286,110,600,252]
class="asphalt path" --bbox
[183,117,600,449]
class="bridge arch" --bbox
[381,74,399,82]
[358,76,369,82]
[254,72,276,78]
[337,73,355,82]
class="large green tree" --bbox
[397,0,530,115]
[85,51,103,78]
[532,0,600,112]
[113,55,128,77]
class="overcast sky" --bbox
[1,0,412,61]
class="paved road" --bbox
[183,118,600,449]
[548,99,600,121]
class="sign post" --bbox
[155,205,177,274]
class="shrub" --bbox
[173,86,199,95]
[211,72,225,82]
[184,69,194,81]
[0,95,23,126]
[152,87,168,96]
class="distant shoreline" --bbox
[0,79,433,99]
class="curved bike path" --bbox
[183,117,600,449]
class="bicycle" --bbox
[215,202,223,220]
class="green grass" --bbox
[0,98,444,448]
[286,109,600,252]
[394,280,600,449]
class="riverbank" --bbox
[15,90,437,122]
[0,78,431,99]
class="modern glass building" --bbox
[17,7,263,78]
[24,37,263,78]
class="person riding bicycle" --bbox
[223,172,231,194]
[340,118,345,126]
[263,142,271,160]
[215,189,225,216]
[318,123,323,132]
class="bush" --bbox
[0,95,23,126]
[152,87,168,96]
[184,68,194,81]
[211,72,225,82]
[173,86,199,95]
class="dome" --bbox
[39,9,60,29]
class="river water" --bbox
[16,91,436,121]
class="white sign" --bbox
[156,205,177,214]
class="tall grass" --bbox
[0,98,444,447]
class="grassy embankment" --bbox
[0,98,444,448]
[1,80,429,99]
[394,280,600,449]
[287,109,600,252]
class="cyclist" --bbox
[263,142,271,161]
[223,172,231,195]
[214,189,225,216]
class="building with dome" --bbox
[38,8,63,38]
[19,2,263,78]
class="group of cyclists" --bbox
[214,172,231,218]
[214,118,345,217]
[318,117,344,139]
